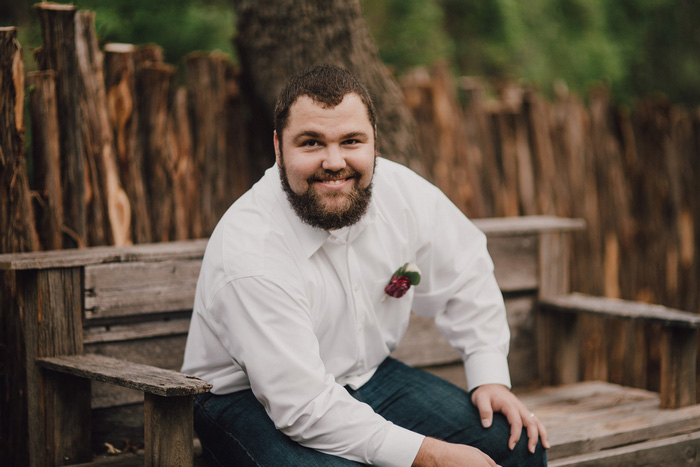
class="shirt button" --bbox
[353,284,360,292]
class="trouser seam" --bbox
[195,396,264,467]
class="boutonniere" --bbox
[382,263,421,300]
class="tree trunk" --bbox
[233,0,423,181]
[0,27,39,254]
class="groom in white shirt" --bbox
[182,64,549,466]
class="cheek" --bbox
[284,157,319,192]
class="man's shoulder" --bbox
[203,172,287,281]
[374,157,443,205]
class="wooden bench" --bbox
[3,216,699,466]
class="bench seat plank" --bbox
[540,293,700,328]
[549,431,700,466]
[37,354,211,396]
[518,381,700,460]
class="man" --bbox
[182,64,549,466]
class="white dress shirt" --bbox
[182,157,511,466]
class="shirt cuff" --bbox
[464,352,512,391]
[372,424,425,467]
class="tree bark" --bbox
[34,3,87,248]
[27,71,63,251]
[186,52,230,234]
[233,0,423,181]
[75,11,132,246]
[136,62,177,242]
[0,27,40,255]
[105,43,153,244]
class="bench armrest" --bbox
[539,293,700,328]
[37,353,210,466]
[537,293,698,409]
[37,353,211,396]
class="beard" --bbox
[278,156,375,230]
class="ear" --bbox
[273,130,282,166]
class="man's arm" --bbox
[412,437,499,467]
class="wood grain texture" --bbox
[517,381,700,461]
[540,293,700,328]
[144,394,194,466]
[37,354,211,396]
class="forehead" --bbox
[284,93,373,136]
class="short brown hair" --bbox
[274,65,377,139]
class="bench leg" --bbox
[42,371,92,465]
[660,327,697,409]
[144,393,194,467]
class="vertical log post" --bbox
[186,52,230,235]
[27,71,64,251]
[136,62,177,241]
[34,3,88,248]
[75,11,132,246]
[104,43,153,244]
[0,27,40,254]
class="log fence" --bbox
[0,5,698,395]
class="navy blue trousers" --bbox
[193,357,547,466]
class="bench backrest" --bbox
[0,216,584,455]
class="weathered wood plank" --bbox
[84,260,200,320]
[549,431,700,466]
[37,354,211,397]
[0,238,208,270]
[517,381,700,461]
[86,334,189,408]
[84,317,191,344]
[473,216,585,236]
[541,293,700,328]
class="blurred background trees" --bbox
[3,0,700,105]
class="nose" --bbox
[322,145,347,172]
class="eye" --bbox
[342,139,360,146]
[301,139,321,147]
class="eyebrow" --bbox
[291,130,370,145]
[291,131,324,145]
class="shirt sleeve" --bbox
[202,275,425,466]
[411,185,512,391]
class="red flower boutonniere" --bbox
[383,263,421,301]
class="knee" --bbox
[506,431,547,467]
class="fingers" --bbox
[523,411,550,453]
[502,405,523,450]
[472,390,495,429]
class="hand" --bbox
[471,384,550,454]
[413,437,499,467]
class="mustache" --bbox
[308,168,360,182]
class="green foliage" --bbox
[361,0,452,73]
[5,0,700,104]
[2,0,236,66]
[364,0,700,105]
[74,0,236,64]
